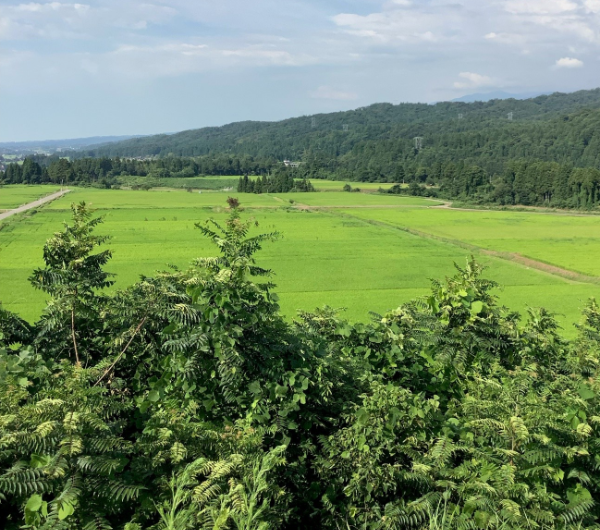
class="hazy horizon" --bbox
[0,89,562,144]
[1,0,600,142]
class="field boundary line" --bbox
[332,210,600,286]
[294,203,437,210]
[0,189,70,223]
[432,200,600,217]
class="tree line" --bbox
[0,155,279,187]
[3,153,600,209]
[1,203,600,529]
[237,171,315,194]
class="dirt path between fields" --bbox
[401,226,600,284]
[293,202,441,210]
[0,189,70,222]
[431,200,600,217]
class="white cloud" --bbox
[0,2,177,41]
[501,0,600,44]
[555,56,584,67]
[310,85,358,101]
[453,71,495,89]
[106,41,316,78]
[504,0,578,14]
[585,0,600,12]
[331,5,462,44]
[484,31,527,45]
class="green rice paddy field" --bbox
[1,185,600,336]
[0,185,61,210]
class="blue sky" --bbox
[1,0,599,141]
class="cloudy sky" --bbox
[1,0,599,141]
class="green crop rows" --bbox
[1,185,599,335]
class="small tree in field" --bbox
[227,196,240,209]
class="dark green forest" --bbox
[87,89,600,163]
[2,203,600,529]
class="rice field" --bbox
[118,175,240,190]
[0,185,61,210]
[311,180,407,192]
[1,185,599,336]
[339,207,600,277]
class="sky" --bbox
[1,0,600,141]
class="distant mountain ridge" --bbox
[0,136,143,155]
[85,88,600,161]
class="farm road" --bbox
[0,190,70,222]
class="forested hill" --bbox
[87,88,600,163]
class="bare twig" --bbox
[94,316,147,386]
[71,307,80,367]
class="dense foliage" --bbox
[1,202,600,529]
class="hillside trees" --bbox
[1,203,600,529]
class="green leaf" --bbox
[567,484,592,504]
[162,323,177,334]
[471,301,483,315]
[427,296,440,313]
[578,384,595,401]
[25,494,43,512]
[30,454,51,468]
[356,408,369,426]
[148,390,160,402]
[474,510,490,528]
[58,502,74,520]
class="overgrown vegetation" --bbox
[2,201,600,529]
